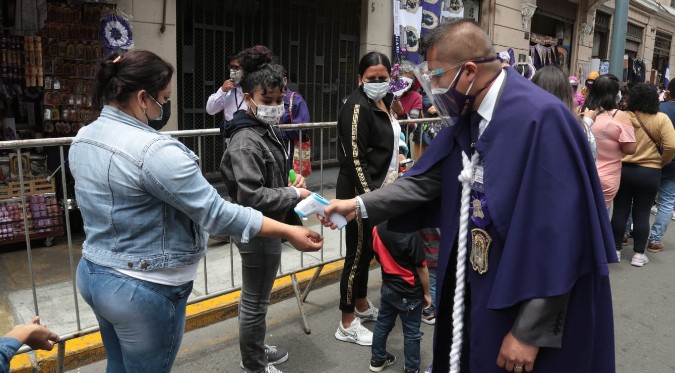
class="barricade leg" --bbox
[291,273,311,334]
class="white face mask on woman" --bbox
[250,99,285,125]
[363,81,390,102]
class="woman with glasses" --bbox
[334,51,401,347]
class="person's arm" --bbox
[322,161,443,227]
[226,136,310,214]
[293,94,311,124]
[206,87,228,115]
[337,101,378,194]
[256,216,323,252]
[416,265,431,309]
[617,114,637,155]
[1,316,59,371]
[659,114,675,165]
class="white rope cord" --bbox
[449,151,479,373]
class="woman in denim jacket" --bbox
[70,50,322,373]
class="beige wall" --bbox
[360,0,394,63]
[115,0,179,130]
[491,0,530,62]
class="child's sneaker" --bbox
[355,299,379,322]
[630,252,649,267]
[369,352,396,372]
[421,307,436,325]
[335,317,373,346]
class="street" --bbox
[66,226,675,373]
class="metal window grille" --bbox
[626,23,644,43]
[177,0,361,178]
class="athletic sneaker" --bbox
[335,317,373,346]
[355,300,379,322]
[369,352,396,372]
[630,253,649,267]
[239,344,289,370]
[616,250,621,263]
[651,205,658,215]
[264,366,282,373]
[421,307,436,325]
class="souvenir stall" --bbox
[527,5,575,74]
[0,0,130,246]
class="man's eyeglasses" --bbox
[418,57,498,83]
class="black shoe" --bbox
[405,369,420,373]
[369,352,396,372]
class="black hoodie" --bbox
[220,110,300,222]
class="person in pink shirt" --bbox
[586,74,637,209]
[569,75,584,108]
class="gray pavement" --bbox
[68,222,675,373]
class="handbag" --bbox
[634,112,664,155]
[289,92,313,177]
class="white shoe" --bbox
[671,211,675,221]
[630,253,649,267]
[264,366,283,373]
[335,317,373,346]
[354,300,379,322]
[616,250,621,263]
[651,206,658,215]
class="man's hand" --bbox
[285,226,323,252]
[319,198,357,229]
[496,332,539,372]
[221,79,235,92]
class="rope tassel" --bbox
[449,151,479,373]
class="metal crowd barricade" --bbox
[0,117,441,372]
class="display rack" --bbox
[0,189,64,247]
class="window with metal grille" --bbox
[654,31,672,58]
[626,23,644,43]
[177,0,361,177]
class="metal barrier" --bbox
[0,117,441,372]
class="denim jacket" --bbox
[70,105,263,271]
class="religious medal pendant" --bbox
[472,198,484,219]
[470,228,492,275]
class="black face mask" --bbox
[146,95,171,130]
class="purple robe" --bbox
[391,68,616,372]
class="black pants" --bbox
[339,217,375,312]
[611,163,661,253]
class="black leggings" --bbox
[339,217,374,313]
[611,163,661,253]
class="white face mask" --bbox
[230,69,242,84]
[363,81,390,102]
[251,99,285,125]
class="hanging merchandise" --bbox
[100,11,134,55]
[393,0,423,64]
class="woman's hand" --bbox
[319,198,357,229]
[5,316,59,351]
[285,226,323,252]
[428,105,437,115]
[581,108,596,122]
[296,188,312,199]
[289,174,306,189]
[392,100,405,117]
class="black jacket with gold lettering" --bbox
[336,86,395,199]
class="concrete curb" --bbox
[10,260,348,373]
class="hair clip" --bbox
[113,55,122,64]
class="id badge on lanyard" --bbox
[471,163,485,193]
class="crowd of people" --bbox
[4,17,675,373]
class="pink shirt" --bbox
[591,111,636,207]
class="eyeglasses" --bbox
[418,57,498,83]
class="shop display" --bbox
[41,3,109,138]
[0,193,64,244]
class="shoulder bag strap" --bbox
[289,92,296,123]
[634,112,661,149]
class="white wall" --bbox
[360,0,394,62]
[115,0,179,130]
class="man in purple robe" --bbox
[321,20,616,373]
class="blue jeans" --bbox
[649,177,675,243]
[428,267,437,308]
[76,258,193,373]
[235,236,282,373]
[372,283,424,372]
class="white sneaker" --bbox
[671,211,675,221]
[355,300,379,322]
[265,366,282,373]
[335,317,373,346]
[651,206,658,215]
[616,250,621,263]
[630,253,649,267]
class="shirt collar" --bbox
[476,69,506,123]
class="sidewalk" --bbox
[4,167,346,372]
